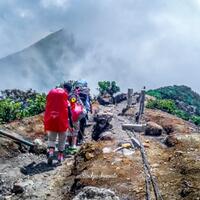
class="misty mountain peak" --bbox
[0,29,85,91]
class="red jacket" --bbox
[44,88,69,132]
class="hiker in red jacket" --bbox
[44,83,73,164]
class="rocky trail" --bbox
[0,98,200,200]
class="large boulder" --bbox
[94,112,113,123]
[92,112,113,141]
[99,131,115,141]
[32,139,47,154]
[0,138,22,158]
[164,135,179,147]
[113,93,127,104]
[73,186,120,200]
[145,122,163,136]
[12,180,34,194]
[97,96,111,105]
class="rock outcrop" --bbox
[73,186,120,200]
[145,121,163,136]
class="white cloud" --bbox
[0,0,200,93]
[193,0,200,7]
[40,0,71,9]
[16,8,34,18]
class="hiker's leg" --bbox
[72,122,79,148]
[47,131,57,164]
[78,118,86,143]
[58,132,67,152]
[48,131,57,149]
[57,132,67,162]
[72,135,78,148]
[66,131,72,147]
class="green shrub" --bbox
[0,94,46,124]
[146,90,162,99]
[146,99,176,114]
[97,81,120,96]
[146,85,200,115]
[191,115,200,126]
[0,99,23,123]
[25,94,46,116]
[174,109,190,121]
[146,85,200,126]
[146,99,199,124]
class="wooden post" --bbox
[0,129,34,147]
[127,88,133,108]
[138,87,146,121]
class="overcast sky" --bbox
[0,0,200,93]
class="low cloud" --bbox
[40,0,71,9]
[0,0,200,94]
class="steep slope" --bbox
[0,30,85,91]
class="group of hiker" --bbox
[43,80,92,164]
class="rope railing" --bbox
[123,87,163,200]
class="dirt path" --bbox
[1,101,200,200]
[0,102,148,200]
[57,102,147,199]
[98,103,131,142]
[92,102,200,200]
[0,152,66,199]
[0,113,93,200]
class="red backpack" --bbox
[44,88,69,132]
[71,102,84,122]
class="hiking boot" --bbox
[47,148,54,165]
[58,152,64,163]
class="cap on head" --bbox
[63,82,72,93]
[77,79,88,87]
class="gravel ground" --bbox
[1,101,200,200]
[0,101,133,200]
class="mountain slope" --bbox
[146,85,200,125]
[147,85,200,114]
[0,29,85,91]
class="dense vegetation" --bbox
[2,84,199,126]
[98,81,120,96]
[146,85,200,125]
[0,79,90,124]
[0,89,46,124]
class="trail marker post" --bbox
[127,88,133,108]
